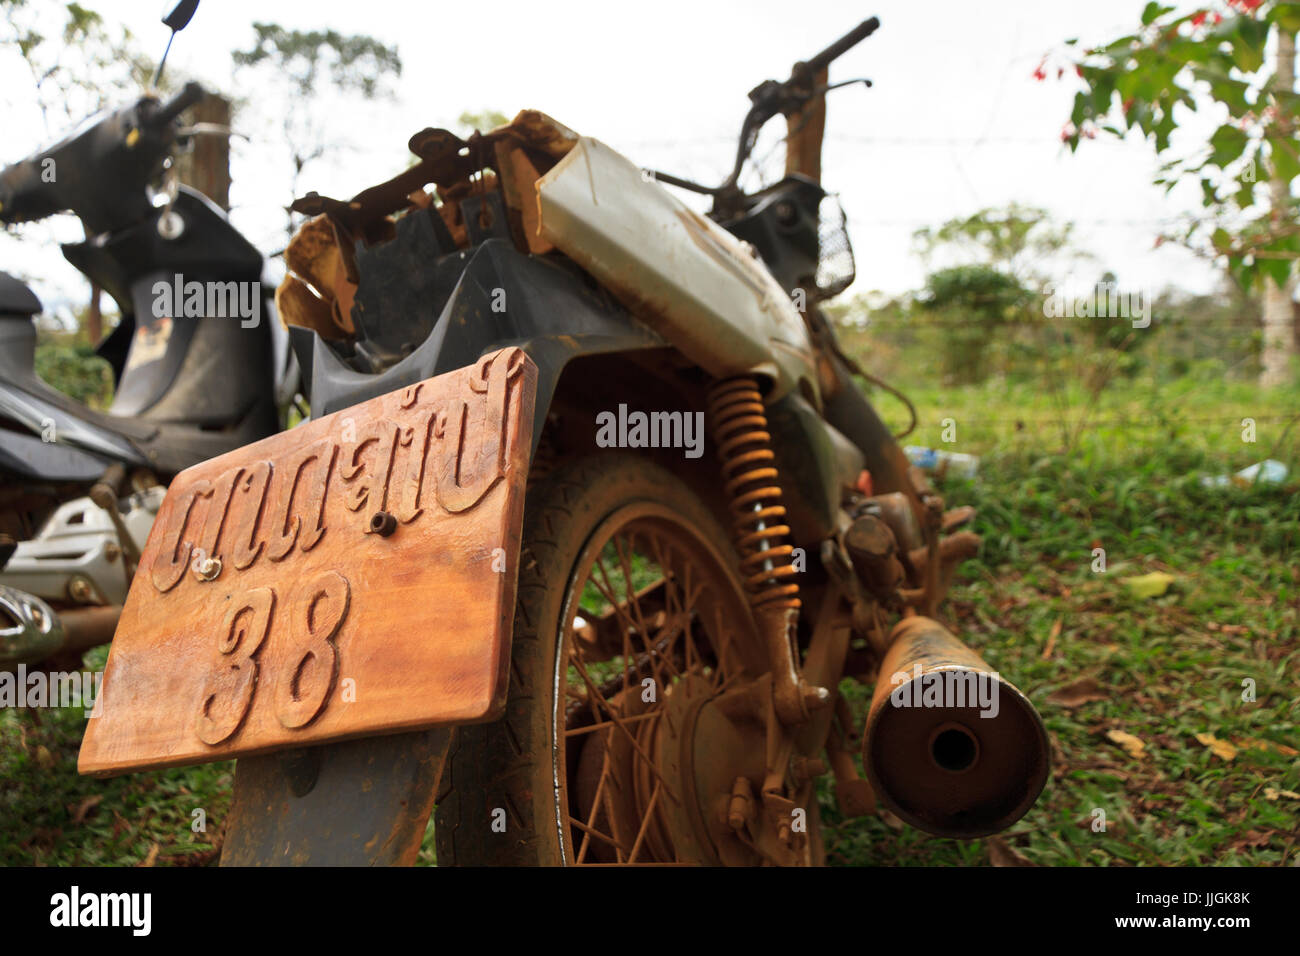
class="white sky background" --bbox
[0,0,1227,319]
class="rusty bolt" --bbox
[369,511,397,537]
[68,576,94,604]
[792,756,827,783]
[194,555,222,582]
[726,777,755,831]
[104,542,121,563]
[777,819,794,848]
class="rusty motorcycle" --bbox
[78,15,1049,866]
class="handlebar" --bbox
[151,81,206,128]
[805,17,879,76]
[0,81,206,232]
[652,17,879,208]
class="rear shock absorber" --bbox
[709,378,800,608]
[708,376,828,725]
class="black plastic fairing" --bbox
[308,239,664,456]
[0,272,41,317]
[719,176,826,294]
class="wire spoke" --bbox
[562,519,753,865]
[567,649,681,806]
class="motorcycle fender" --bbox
[304,238,666,458]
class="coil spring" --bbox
[707,376,801,611]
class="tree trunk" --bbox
[86,283,102,344]
[1262,29,1297,388]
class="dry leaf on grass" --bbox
[878,808,905,832]
[1123,571,1175,599]
[1048,676,1109,708]
[1075,814,1123,833]
[137,843,160,868]
[69,795,102,825]
[1239,738,1299,757]
[1230,830,1273,851]
[987,836,1037,867]
[1264,788,1300,801]
[1040,619,1062,660]
[1106,729,1147,759]
[1193,733,1238,761]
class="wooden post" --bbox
[173,93,232,211]
[784,67,829,183]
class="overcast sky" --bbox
[1,0,1226,320]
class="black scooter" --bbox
[0,0,295,667]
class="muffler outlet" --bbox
[0,585,64,669]
[863,616,1049,838]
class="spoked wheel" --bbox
[435,454,823,866]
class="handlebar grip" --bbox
[153,81,206,126]
[0,157,51,224]
[806,16,880,74]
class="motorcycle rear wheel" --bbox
[434,453,820,865]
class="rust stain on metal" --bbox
[277,215,357,340]
[862,616,1049,838]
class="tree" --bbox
[0,0,152,134]
[913,202,1077,281]
[1,1,154,343]
[456,109,509,135]
[1061,0,1300,386]
[915,264,1037,384]
[907,206,1071,384]
[232,23,402,241]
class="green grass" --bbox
[819,370,1300,866]
[3,369,1297,866]
[0,651,232,866]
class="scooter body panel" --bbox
[536,136,820,405]
[1,188,280,476]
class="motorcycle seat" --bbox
[0,271,41,317]
[0,366,278,477]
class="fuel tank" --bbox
[536,136,819,405]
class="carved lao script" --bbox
[434,347,526,512]
[150,347,527,594]
[151,440,334,592]
[78,348,536,776]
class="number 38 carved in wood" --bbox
[194,571,351,746]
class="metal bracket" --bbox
[461,190,512,246]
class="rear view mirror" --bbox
[154,0,199,87]
[162,0,199,32]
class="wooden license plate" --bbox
[79,347,536,776]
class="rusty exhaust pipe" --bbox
[862,616,1049,838]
